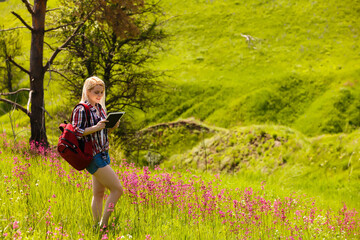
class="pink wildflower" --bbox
[107,203,115,212]
[102,234,108,240]
[14,230,21,239]
[12,221,19,229]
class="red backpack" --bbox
[57,103,93,171]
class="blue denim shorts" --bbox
[86,151,110,174]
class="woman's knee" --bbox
[111,184,123,199]
[93,189,105,200]
[94,166,123,198]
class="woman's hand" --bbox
[83,119,108,136]
[109,120,120,133]
[96,119,108,131]
[114,120,120,129]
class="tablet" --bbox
[105,112,125,128]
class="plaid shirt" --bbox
[71,101,109,156]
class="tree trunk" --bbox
[29,0,48,146]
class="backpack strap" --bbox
[78,103,91,127]
[70,103,92,133]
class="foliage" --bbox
[0,27,28,115]
[52,0,167,113]
[0,0,167,146]
[0,29,23,93]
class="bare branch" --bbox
[47,69,70,81]
[21,0,34,15]
[0,88,30,96]
[27,90,32,113]
[11,11,33,31]
[44,10,95,72]
[44,41,56,51]
[0,26,28,32]
[41,106,53,119]
[8,56,31,76]
[45,21,81,33]
[46,8,61,13]
[0,97,30,117]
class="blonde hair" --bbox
[80,76,107,112]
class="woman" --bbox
[72,76,123,229]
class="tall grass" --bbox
[166,124,360,210]
[1,133,359,239]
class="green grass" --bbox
[164,124,360,209]
[119,118,219,167]
[1,135,359,239]
[141,0,360,136]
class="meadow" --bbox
[1,0,360,239]
[1,134,359,239]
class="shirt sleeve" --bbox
[71,105,87,138]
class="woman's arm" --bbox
[83,119,108,136]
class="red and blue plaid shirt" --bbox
[71,101,109,156]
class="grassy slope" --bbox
[124,121,359,209]
[1,0,360,138]
[141,0,360,136]
[164,124,360,209]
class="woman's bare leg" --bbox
[93,165,123,227]
[92,175,105,224]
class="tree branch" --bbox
[0,26,28,32]
[41,106,53,119]
[44,10,95,72]
[0,97,30,117]
[8,56,31,76]
[44,41,56,51]
[0,88,30,96]
[46,8,61,13]
[45,21,81,33]
[47,69,70,81]
[27,90,32,113]
[21,0,34,15]
[11,11,33,31]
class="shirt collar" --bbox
[84,100,97,112]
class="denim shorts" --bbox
[86,151,110,174]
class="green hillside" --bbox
[1,0,360,138]
[139,0,360,136]
[170,124,360,206]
